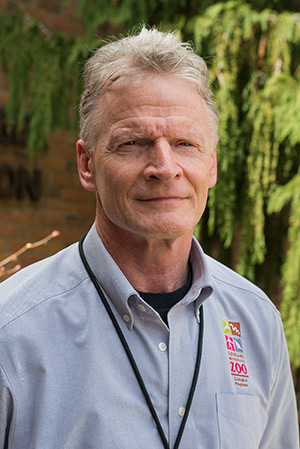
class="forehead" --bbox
[96,75,211,143]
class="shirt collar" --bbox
[82,224,214,328]
[189,236,214,322]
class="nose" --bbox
[143,138,183,182]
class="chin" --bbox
[137,224,194,240]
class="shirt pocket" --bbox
[216,392,267,449]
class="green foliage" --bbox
[268,173,300,366]
[65,0,300,34]
[65,0,205,34]
[0,2,299,366]
[190,2,299,262]
[0,12,93,155]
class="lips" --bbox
[136,192,189,201]
[136,196,189,203]
[139,197,185,201]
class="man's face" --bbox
[78,74,217,242]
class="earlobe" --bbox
[77,139,96,192]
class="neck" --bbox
[95,222,193,293]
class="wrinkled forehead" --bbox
[95,74,213,150]
[97,74,206,122]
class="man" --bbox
[0,28,298,449]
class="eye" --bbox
[177,141,197,148]
[123,141,137,146]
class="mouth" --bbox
[137,197,187,206]
[138,196,185,201]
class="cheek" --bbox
[187,163,212,191]
[95,165,130,206]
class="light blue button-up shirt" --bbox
[0,224,298,448]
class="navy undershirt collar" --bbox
[138,263,193,324]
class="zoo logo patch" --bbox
[223,320,249,388]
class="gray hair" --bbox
[79,27,219,153]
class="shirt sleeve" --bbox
[259,317,299,448]
[0,365,14,449]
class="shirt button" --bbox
[123,314,130,323]
[158,342,167,352]
[138,304,147,312]
[178,407,185,417]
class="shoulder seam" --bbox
[211,273,280,316]
[0,275,90,332]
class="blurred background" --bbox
[0,0,299,424]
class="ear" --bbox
[77,139,96,192]
[208,142,218,189]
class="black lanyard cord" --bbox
[79,235,204,449]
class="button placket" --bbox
[168,304,201,448]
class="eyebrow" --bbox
[107,130,147,149]
[106,123,209,150]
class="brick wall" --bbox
[0,0,96,278]
[0,130,96,276]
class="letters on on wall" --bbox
[0,163,42,201]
